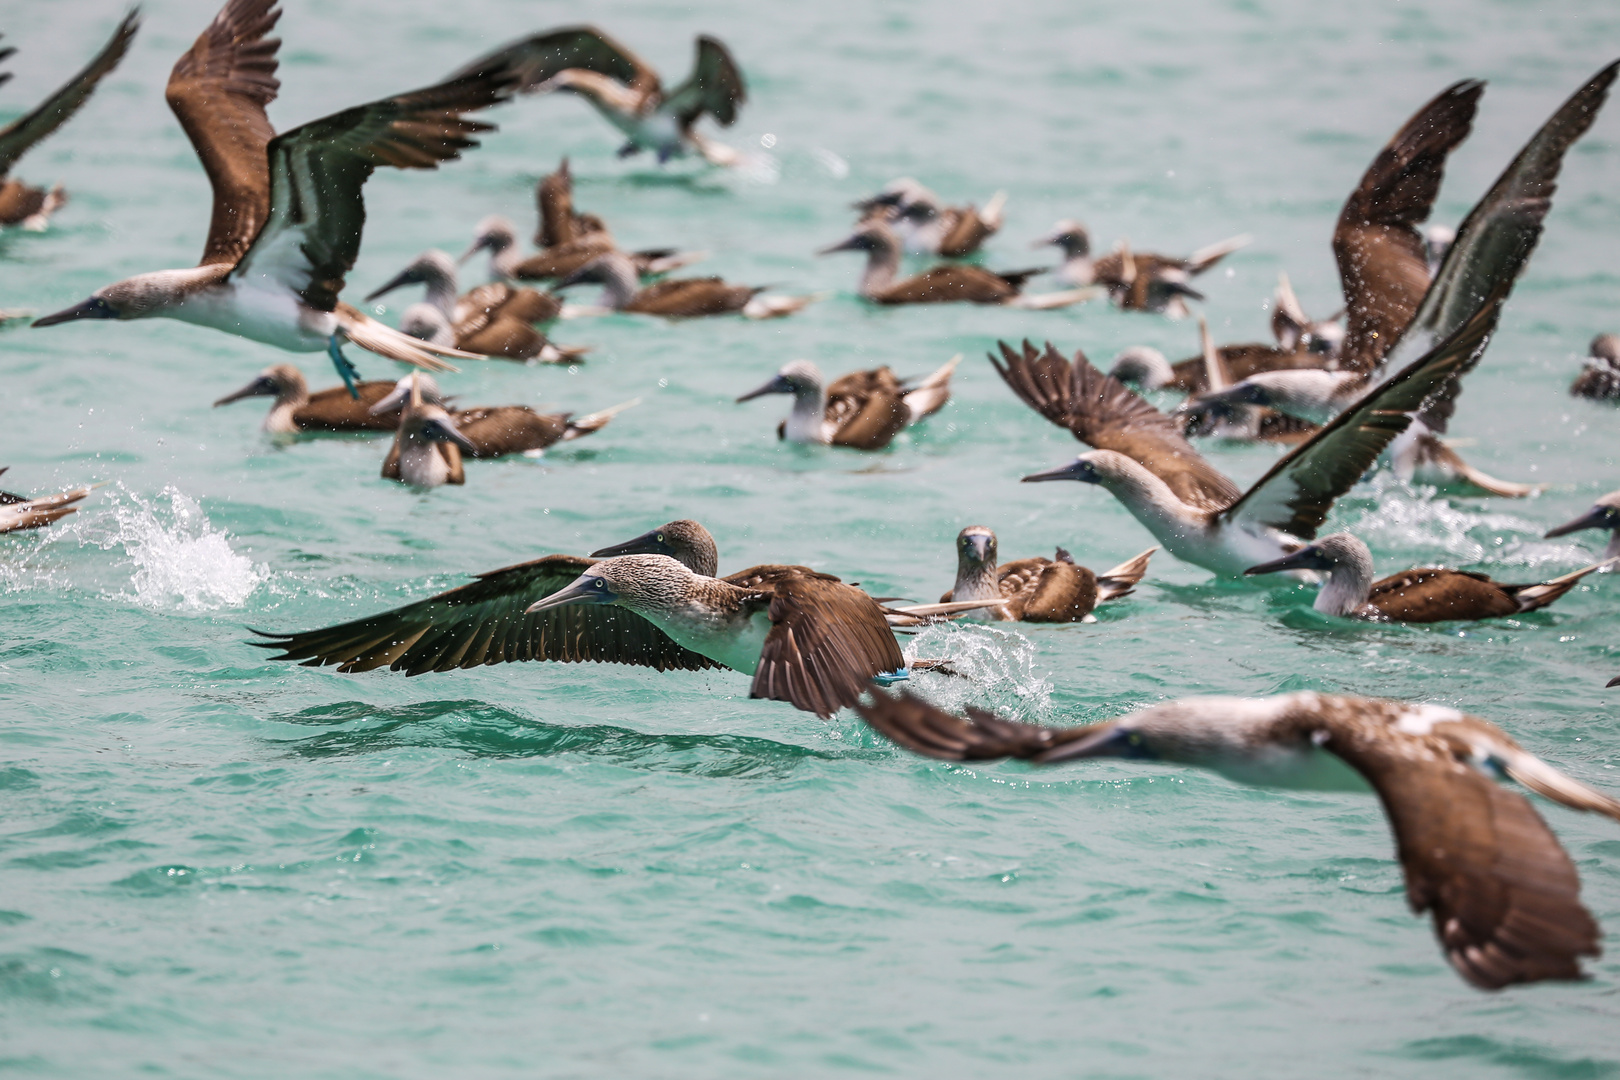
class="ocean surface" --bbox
[3,0,1619,1076]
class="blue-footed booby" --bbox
[1000,280,1510,578]
[0,469,95,533]
[367,374,636,459]
[453,27,745,165]
[1571,334,1620,400]
[0,9,138,229]
[855,686,1620,991]
[213,364,399,433]
[939,526,1155,623]
[1033,220,1250,317]
[735,356,958,450]
[379,375,475,487]
[1245,533,1612,621]
[1544,489,1620,562]
[557,252,817,319]
[32,0,518,394]
[820,220,1092,309]
[853,179,1007,257]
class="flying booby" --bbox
[820,219,1092,309]
[855,686,1620,990]
[939,526,1155,623]
[367,373,636,459]
[32,0,518,394]
[853,179,1007,258]
[556,251,816,319]
[0,10,138,229]
[1032,220,1250,317]
[1571,334,1620,400]
[1245,533,1612,622]
[0,468,95,533]
[213,364,399,433]
[379,375,475,487]
[735,355,959,449]
[999,281,1509,578]
[1544,489,1620,562]
[453,26,745,165]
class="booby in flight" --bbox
[0,469,95,533]
[735,356,959,449]
[856,686,1620,990]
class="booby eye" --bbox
[593,578,606,589]
[656,533,665,542]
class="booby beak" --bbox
[420,417,477,454]
[816,234,864,255]
[1021,459,1099,485]
[735,373,794,402]
[213,374,280,407]
[525,574,617,614]
[1545,506,1617,538]
[1244,546,1331,576]
[33,296,117,327]
[368,384,410,416]
[457,234,493,265]
[364,267,422,303]
[590,528,675,560]
[1161,281,1205,301]
[1037,722,1157,764]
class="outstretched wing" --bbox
[230,65,518,312]
[0,9,138,179]
[250,554,717,676]
[165,0,282,267]
[449,24,658,98]
[1333,80,1483,375]
[663,35,746,127]
[1221,281,1507,539]
[990,340,1242,513]
[855,686,1101,760]
[743,568,904,718]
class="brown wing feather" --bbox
[873,265,1017,304]
[291,381,398,431]
[449,25,659,99]
[165,0,282,267]
[937,209,993,257]
[1366,569,1519,622]
[662,35,746,127]
[1013,559,1098,623]
[855,687,1101,760]
[624,278,754,317]
[0,10,138,179]
[824,368,907,450]
[743,570,904,717]
[451,407,569,458]
[990,340,1242,513]
[1333,80,1483,374]
[251,554,717,676]
[1169,344,1322,394]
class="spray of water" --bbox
[93,486,265,612]
[902,621,1053,720]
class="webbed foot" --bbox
[327,335,361,399]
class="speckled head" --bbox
[956,526,997,570]
[591,520,720,578]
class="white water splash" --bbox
[95,486,264,612]
[902,622,1053,719]
[1340,473,1553,568]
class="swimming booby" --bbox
[939,527,1155,623]
[462,212,701,288]
[855,687,1620,990]
[1571,334,1620,400]
[735,356,959,449]
[0,10,138,229]
[456,26,745,165]
[854,179,1007,258]
[820,220,1091,309]
[380,376,475,487]
[1544,489,1620,562]
[33,0,518,394]
[1033,220,1250,317]
[1000,284,1508,578]
[213,364,398,433]
[0,469,94,533]
[556,252,816,319]
[367,374,636,459]
[1245,533,1611,622]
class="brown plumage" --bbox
[1571,333,1620,401]
[856,687,1620,990]
[556,252,812,319]
[0,468,94,533]
[213,364,398,432]
[939,527,1155,623]
[736,356,957,450]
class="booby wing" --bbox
[991,340,1243,513]
[0,9,138,180]
[1333,80,1483,375]
[165,0,282,268]
[229,67,518,312]
[1389,60,1618,434]
[625,278,754,317]
[736,567,905,718]
[1220,282,1507,539]
[855,687,1098,760]
[662,35,746,127]
[824,368,908,450]
[449,25,658,100]
[250,555,718,676]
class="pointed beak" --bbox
[368,384,410,416]
[1244,546,1325,576]
[457,236,490,265]
[212,375,278,407]
[967,535,992,563]
[1545,506,1614,538]
[364,268,420,303]
[817,234,862,255]
[524,574,615,614]
[736,374,792,402]
[34,296,116,327]
[590,528,672,559]
[1162,281,1205,301]
[423,418,477,454]
[1021,459,1096,484]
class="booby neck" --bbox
[577,253,643,309]
[1305,535,1378,616]
[951,527,1006,618]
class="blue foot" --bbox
[327,336,361,399]
[872,667,912,687]
[617,141,642,159]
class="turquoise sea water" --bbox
[3,0,1620,1076]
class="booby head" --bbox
[1109,346,1173,390]
[369,373,448,416]
[214,364,307,407]
[589,519,720,578]
[1244,533,1372,577]
[1021,450,1122,486]
[35,268,221,326]
[956,525,998,571]
[365,250,458,302]
[1545,490,1620,539]
[817,219,898,256]
[524,554,693,615]
[1589,334,1620,366]
[1033,219,1091,258]
[399,304,454,346]
[460,215,519,262]
[851,177,931,214]
[736,360,824,402]
[398,401,476,454]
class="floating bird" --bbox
[1177,316,1320,445]
[1032,220,1250,316]
[0,10,138,229]
[250,517,985,716]
[213,364,398,433]
[556,251,816,319]
[455,26,745,165]
[1571,334,1620,400]
[820,220,1091,308]
[32,0,517,394]
[735,356,959,449]
[1544,489,1620,562]
[854,686,1620,990]
[380,376,475,487]
[939,526,1155,623]
[0,469,94,533]
[1245,533,1611,622]
[854,179,1007,257]
[999,283,1507,578]
[367,374,636,459]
